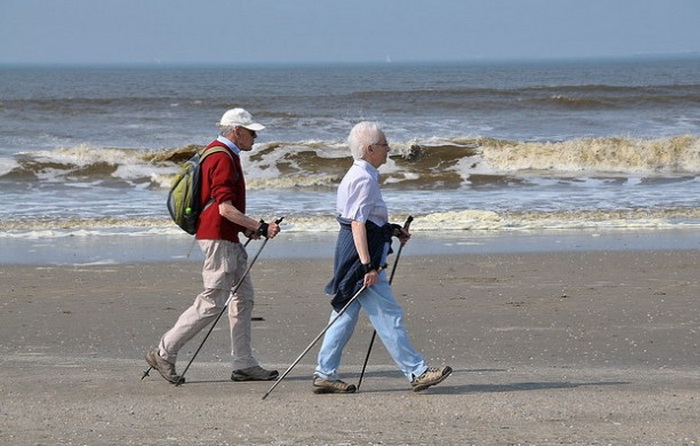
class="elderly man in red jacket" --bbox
[146,108,281,384]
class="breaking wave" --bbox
[0,135,700,190]
[3,134,700,239]
[2,135,700,191]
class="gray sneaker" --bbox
[411,366,452,392]
[231,365,279,381]
[312,377,357,394]
[146,348,183,384]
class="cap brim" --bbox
[242,123,265,131]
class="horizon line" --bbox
[1,52,699,69]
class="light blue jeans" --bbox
[315,272,428,382]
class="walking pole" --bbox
[141,217,283,384]
[262,264,386,400]
[356,215,413,391]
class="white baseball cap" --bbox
[218,108,265,131]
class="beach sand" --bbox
[1,245,699,445]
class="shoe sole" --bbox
[231,373,279,382]
[312,385,357,394]
[412,367,453,392]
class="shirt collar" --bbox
[354,158,379,181]
[216,135,240,156]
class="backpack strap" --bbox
[200,145,233,161]
[198,145,235,221]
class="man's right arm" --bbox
[218,201,280,239]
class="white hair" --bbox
[347,121,383,160]
[218,125,236,136]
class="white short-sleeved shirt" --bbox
[336,159,388,226]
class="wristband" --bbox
[257,220,269,238]
[362,262,375,274]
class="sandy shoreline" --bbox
[1,242,700,444]
[4,227,700,265]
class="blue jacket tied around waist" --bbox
[325,217,393,312]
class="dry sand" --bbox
[1,248,699,445]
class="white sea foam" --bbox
[0,156,18,176]
[113,163,173,183]
[3,208,700,240]
[480,135,700,175]
[28,144,139,166]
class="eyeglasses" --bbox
[237,127,256,138]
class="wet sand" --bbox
[1,248,699,445]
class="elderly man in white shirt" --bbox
[313,121,452,394]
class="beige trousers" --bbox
[158,239,258,370]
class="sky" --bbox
[1,0,699,65]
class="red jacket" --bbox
[196,140,246,243]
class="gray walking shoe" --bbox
[231,365,279,381]
[411,366,452,392]
[312,377,357,394]
[146,348,183,384]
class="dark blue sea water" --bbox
[1,57,700,242]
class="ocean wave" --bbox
[519,84,700,109]
[531,95,615,109]
[2,135,700,190]
[342,83,700,113]
[3,208,700,239]
[479,135,700,175]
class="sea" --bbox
[2,56,700,263]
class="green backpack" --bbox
[167,146,231,235]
